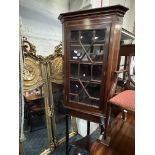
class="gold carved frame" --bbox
[46,42,77,146]
[22,37,54,154]
[22,38,77,155]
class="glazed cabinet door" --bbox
[65,24,111,111]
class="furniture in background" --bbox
[117,44,135,92]
[24,89,45,131]
[103,44,135,146]
[58,5,129,155]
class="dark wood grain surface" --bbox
[91,112,135,155]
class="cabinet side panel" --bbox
[103,15,124,111]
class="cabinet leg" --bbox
[100,103,111,146]
[104,103,111,140]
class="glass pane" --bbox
[70,63,78,78]
[86,83,101,98]
[90,99,100,106]
[80,30,93,44]
[70,46,84,60]
[70,46,89,61]
[92,65,103,81]
[94,29,106,43]
[80,64,91,81]
[70,80,82,94]
[69,94,79,102]
[79,90,100,106]
[79,90,89,103]
[71,31,79,42]
[90,46,104,62]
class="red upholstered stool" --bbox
[109,90,135,121]
[109,90,135,112]
[103,90,135,144]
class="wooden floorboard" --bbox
[91,112,135,155]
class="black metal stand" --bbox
[66,114,69,155]
[100,124,104,134]
[87,121,90,135]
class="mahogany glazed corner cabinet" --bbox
[58,5,128,123]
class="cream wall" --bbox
[69,0,135,32]
[19,0,69,56]
[20,0,135,55]
[109,0,135,32]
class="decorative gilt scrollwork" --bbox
[22,37,44,62]
[47,106,52,117]
[39,148,53,155]
[22,37,37,56]
[23,57,43,91]
[45,42,64,84]
[50,56,63,84]
[23,63,35,81]
[22,37,45,91]
[22,38,77,154]
[46,42,77,146]
[22,37,54,155]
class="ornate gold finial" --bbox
[22,36,37,56]
[22,36,44,62]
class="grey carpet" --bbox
[24,126,100,155]
[24,113,101,155]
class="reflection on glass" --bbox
[94,29,106,43]
[70,80,82,94]
[70,46,83,60]
[70,45,104,62]
[80,64,91,81]
[88,45,105,62]
[69,81,100,106]
[71,29,106,44]
[70,46,90,61]
[80,30,93,44]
